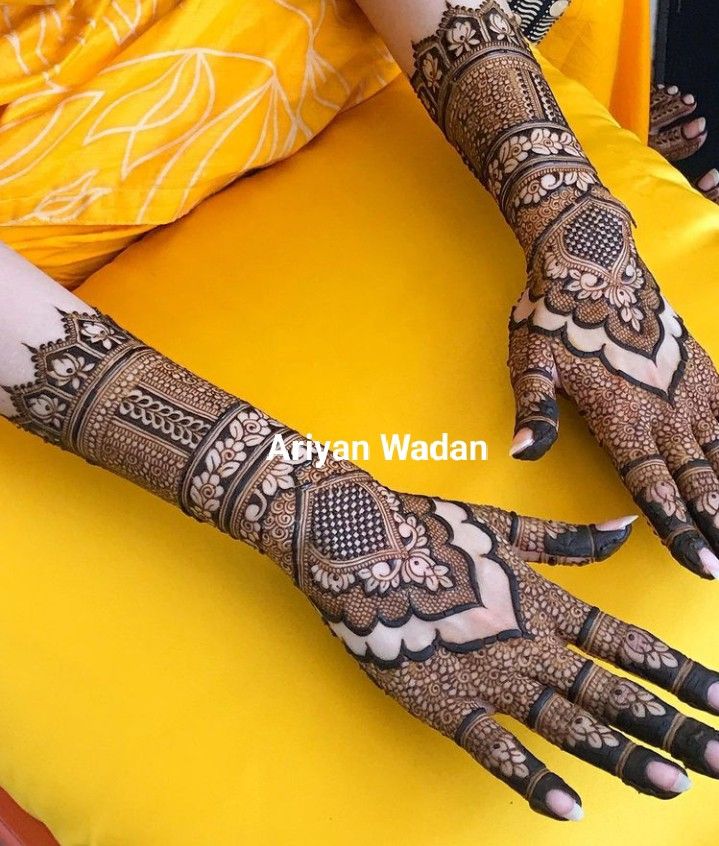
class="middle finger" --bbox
[537,650,719,778]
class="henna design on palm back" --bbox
[6,311,524,666]
[411,2,683,394]
[296,478,526,663]
[5,7,719,813]
[411,2,719,578]
[8,310,719,818]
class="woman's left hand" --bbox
[507,191,719,579]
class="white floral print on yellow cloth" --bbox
[0,0,397,226]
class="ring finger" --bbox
[502,677,691,799]
[621,454,717,578]
[660,435,719,574]
[537,650,719,778]
[550,595,719,715]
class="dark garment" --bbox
[657,0,719,181]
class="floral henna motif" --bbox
[533,197,662,344]
[412,2,686,392]
[620,453,719,573]
[565,713,620,750]
[6,310,531,667]
[8,309,719,816]
[411,3,719,576]
[559,649,719,778]
[5,310,300,551]
[303,478,454,596]
[485,734,531,778]
[606,680,666,720]
[296,483,527,664]
[572,609,716,713]
[411,3,598,249]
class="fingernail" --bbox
[546,789,584,821]
[699,547,719,579]
[673,772,693,792]
[698,168,719,191]
[646,761,692,793]
[683,93,696,104]
[705,739,719,774]
[596,515,638,532]
[708,682,719,711]
[667,85,679,94]
[685,117,707,138]
[510,427,535,457]
[565,802,584,821]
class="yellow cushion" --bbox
[541,0,651,139]
[0,0,397,286]
[1,61,718,846]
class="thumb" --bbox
[508,328,559,461]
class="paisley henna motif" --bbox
[6,309,719,818]
[410,2,719,577]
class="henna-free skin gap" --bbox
[3,0,719,830]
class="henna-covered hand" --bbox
[409,1,719,578]
[649,82,707,163]
[509,202,719,580]
[7,310,719,821]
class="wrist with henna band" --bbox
[407,1,719,579]
[6,306,719,819]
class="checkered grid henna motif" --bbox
[410,1,667,363]
[6,309,719,817]
[311,481,389,560]
[410,2,719,578]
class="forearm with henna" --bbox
[365,0,719,578]
[5,296,719,819]
[3,0,719,814]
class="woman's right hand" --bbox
[507,190,719,580]
[281,461,719,819]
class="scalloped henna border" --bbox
[300,499,529,666]
[511,301,688,403]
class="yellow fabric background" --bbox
[0,0,647,289]
[540,0,651,140]
[0,0,397,286]
[1,46,719,846]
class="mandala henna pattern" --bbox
[6,309,719,817]
[411,2,719,578]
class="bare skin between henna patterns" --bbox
[411,2,688,403]
[516,195,687,400]
[9,311,719,817]
[408,2,719,579]
[293,475,527,665]
[511,291,686,399]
